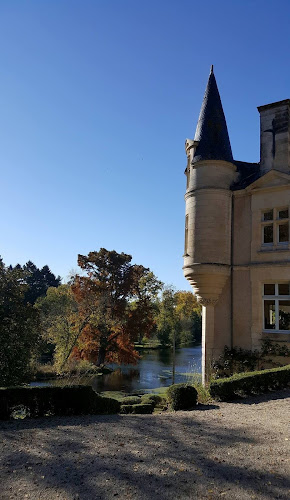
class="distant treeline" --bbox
[0,249,201,386]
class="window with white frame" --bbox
[262,207,289,246]
[263,283,290,332]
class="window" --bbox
[186,168,190,189]
[263,283,290,332]
[184,215,189,255]
[262,208,289,246]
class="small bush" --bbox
[120,404,133,414]
[209,364,290,401]
[132,403,154,414]
[212,346,260,378]
[193,383,211,404]
[120,396,141,405]
[120,402,154,414]
[167,384,198,411]
[0,385,120,420]
[141,394,164,407]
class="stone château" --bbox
[183,66,290,382]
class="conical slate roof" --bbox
[193,66,233,163]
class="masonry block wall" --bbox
[183,68,290,381]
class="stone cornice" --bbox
[191,159,237,171]
[185,187,232,200]
[233,260,290,269]
[199,298,218,306]
[183,263,231,273]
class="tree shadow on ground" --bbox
[1,399,289,500]
[228,388,290,405]
[194,403,220,411]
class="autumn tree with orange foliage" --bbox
[70,249,162,366]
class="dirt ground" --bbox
[0,389,289,500]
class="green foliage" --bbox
[213,342,290,379]
[132,403,154,414]
[141,394,164,407]
[0,258,40,386]
[35,285,82,372]
[156,288,201,347]
[120,396,142,405]
[120,404,134,414]
[12,261,61,305]
[0,385,120,419]
[167,383,198,410]
[120,394,165,413]
[213,346,260,378]
[120,402,154,414]
[209,364,290,401]
[261,338,290,357]
[174,291,202,345]
[192,383,211,404]
[156,287,178,346]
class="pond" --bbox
[31,345,202,395]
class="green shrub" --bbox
[193,383,211,404]
[120,402,154,414]
[120,396,141,405]
[209,364,290,401]
[120,404,133,414]
[167,383,198,411]
[132,403,154,414]
[0,385,120,420]
[212,346,260,378]
[141,394,163,407]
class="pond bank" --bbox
[30,346,202,394]
[31,366,112,381]
[1,388,289,500]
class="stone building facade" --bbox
[183,67,290,382]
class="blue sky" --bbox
[1,0,290,290]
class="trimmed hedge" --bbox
[167,384,198,411]
[141,394,163,407]
[0,385,120,419]
[209,364,290,401]
[132,403,154,414]
[120,402,154,414]
[120,404,134,414]
[120,396,141,405]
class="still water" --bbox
[32,346,202,394]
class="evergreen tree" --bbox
[19,261,61,304]
[0,258,39,385]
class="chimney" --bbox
[258,99,290,175]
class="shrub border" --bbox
[209,364,290,401]
[0,385,120,420]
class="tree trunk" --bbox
[97,346,106,366]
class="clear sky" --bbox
[1,0,290,290]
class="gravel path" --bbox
[0,390,289,500]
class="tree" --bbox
[0,258,39,386]
[12,261,61,305]
[174,291,202,345]
[36,285,84,371]
[156,289,202,347]
[156,286,180,347]
[128,269,163,343]
[70,249,162,366]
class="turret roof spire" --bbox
[193,66,233,163]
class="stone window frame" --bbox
[261,206,289,248]
[184,214,189,256]
[263,283,290,333]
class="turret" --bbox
[183,66,237,382]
